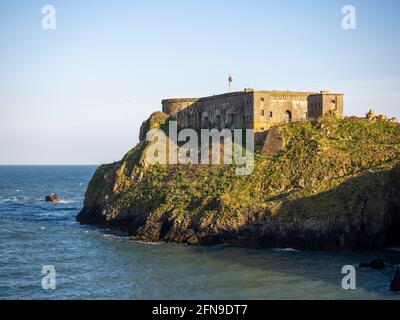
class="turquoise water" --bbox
[0,165,399,300]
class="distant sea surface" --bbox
[0,165,399,300]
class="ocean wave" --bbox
[58,199,76,204]
[272,248,300,252]
[0,197,18,203]
[101,233,130,241]
[387,247,400,252]
[40,198,76,204]
[134,240,165,246]
[82,228,129,239]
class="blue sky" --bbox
[1,0,399,164]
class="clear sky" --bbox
[1,0,399,164]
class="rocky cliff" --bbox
[77,112,400,250]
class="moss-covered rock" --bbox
[139,111,169,142]
[77,113,400,250]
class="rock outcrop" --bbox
[262,126,285,157]
[366,109,377,120]
[45,193,60,203]
[139,111,169,142]
[77,113,400,250]
[366,109,398,123]
[390,271,400,292]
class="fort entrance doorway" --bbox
[286,110,292,123]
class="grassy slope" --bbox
[80,113,400,247]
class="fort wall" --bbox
[161,89,344,133]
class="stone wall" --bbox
[253,91,313,131]
[172,91,254,130]
[161,89,344,132]
[308,91,344,120]
[162,98,198,115]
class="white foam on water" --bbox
[0,197,18,202]
[387,247,400,252]
[58,199,75,204]
[101,233,129,241]
[134,240,164,246]
[273,248,300,252]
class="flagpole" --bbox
[228,74,233,93]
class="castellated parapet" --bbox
[161,89,344,132]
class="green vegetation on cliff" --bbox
[78,113,400,250]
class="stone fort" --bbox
[161,88,344,132]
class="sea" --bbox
[0,165,399,300]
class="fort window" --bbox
[229,114,234,125]
[261,110,265,116]
[202,117,208,129]
[270,112,273,118]
[331,100,336,104]
[260,97,264,102]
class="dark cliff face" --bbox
[77,114,400,250]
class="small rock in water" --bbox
[45,192,61,203]
[390,271,400,292]
[359,258,385,270]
